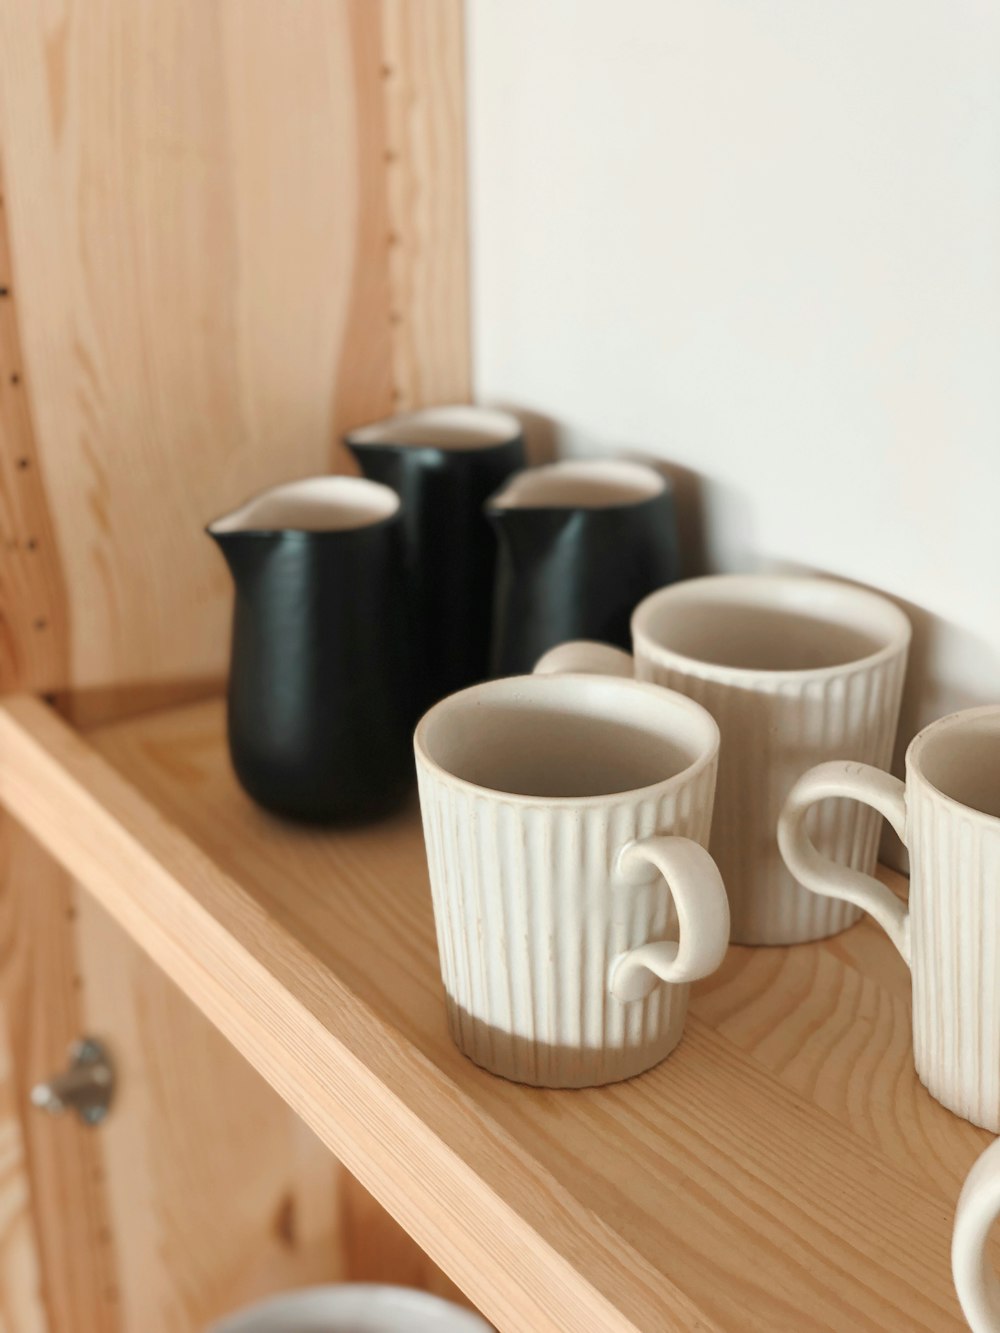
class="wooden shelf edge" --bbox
[0,694,707,1333]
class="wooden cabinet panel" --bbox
[0,0,469,700]
[0,817,469,1333]
[0,2,472,1324]
[0,1000,47,1333]
[75,892,343,1333]
[0,821,117,1333]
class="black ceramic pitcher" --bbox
[486,460,679,675]
[208,476,413,823]
[344,406,524,710]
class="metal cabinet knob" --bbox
[30,1038,114,1126]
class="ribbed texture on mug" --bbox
[417,762,716,1087]
[910,779,1000,1131]
[638,649,907,944]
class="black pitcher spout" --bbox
[206,522,254,581]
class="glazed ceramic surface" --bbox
[414,672,729,1088]
[953,1135,1000,1333]
[345,406,524,711]
[780,705,1000,1131]
[208,477,413,823]
[537,574,910,946]
[207,1284,492,1333]
[486,459,678,675]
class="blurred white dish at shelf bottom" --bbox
[207,1284,493,1333]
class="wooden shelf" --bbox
[0,693,991,1332]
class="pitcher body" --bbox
[345,406,524,709]
[487,460,678,675]
[208,476,413,823]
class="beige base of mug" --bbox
[444,992,689,1089]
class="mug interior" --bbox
[913,709,1000,820]
[636,576,908,673]
[417,675,715,800]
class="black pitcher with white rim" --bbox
[208,476,413,823]
[486,459,679,675]
[344,406,525,710]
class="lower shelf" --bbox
[0,694,989,1331]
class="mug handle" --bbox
[777,761,911,965]
[953,1136,1000,1333]
[610,836,730,1001]
[534,640,635,678]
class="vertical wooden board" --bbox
[0,0,401,694]
[381,0,471,408]
[0,152,70,696]
[75,889,344,1333]
[0,820,118,1333]
[0,0,470,698]
[0,1000,48,1333]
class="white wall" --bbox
[467,0,1000,771]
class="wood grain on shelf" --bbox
[0,693,989,1332]
[0,0,469,699]
[0,822,119,1333]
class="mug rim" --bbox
[907,703,1000,829]
[631,573,911,682]
[413,673,720,808]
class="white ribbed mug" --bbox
[414,673,729,1087]
[780,705,1000,1131]
[536,574,911,946]
[953,1135,1000,1333]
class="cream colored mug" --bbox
[414,672,729,1087]
[953,1135,1000,1333]
[780,705,1000,1130]
[537,574,911,946]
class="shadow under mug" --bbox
[536,574,912,946]
[414,671,729,1088]
[780,705,1000,1132]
